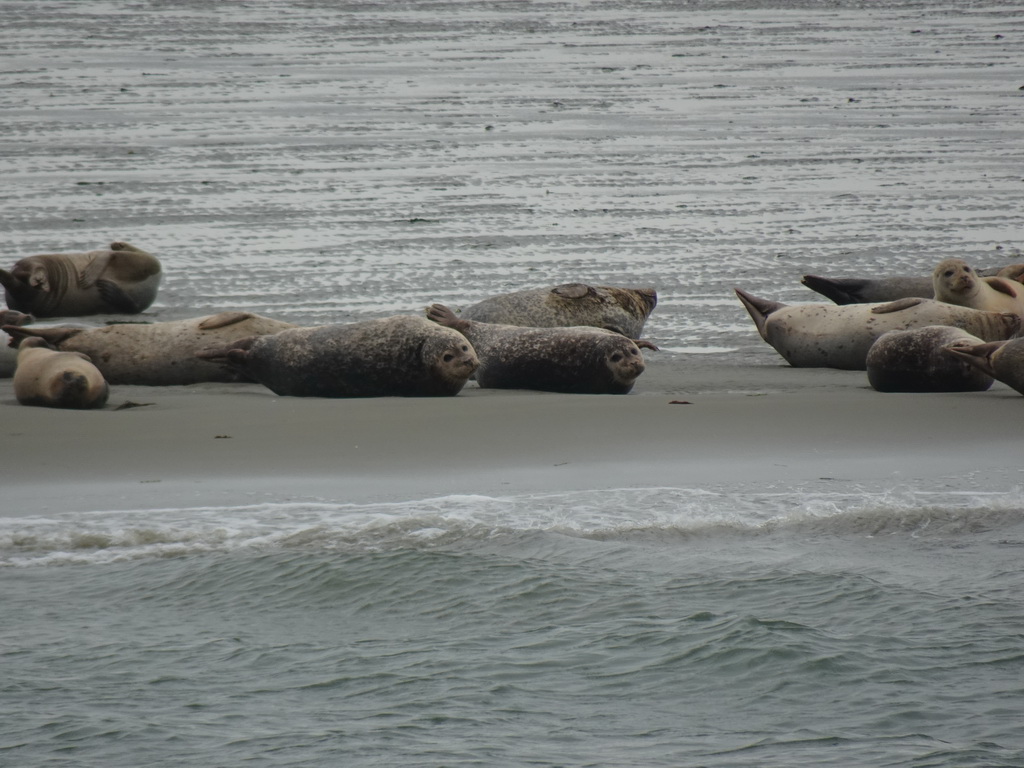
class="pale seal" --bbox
[931,258,1024,317]
[802,263,1024,305]
[865,326,993,393]
[944,337,1024,396]
[458,283,657,341]
[197,315,478,398]
[735,288,1021,370]
[13,338,109,409]
[426,303,645,394]
[4,311,297,385]
[0,241,162,317]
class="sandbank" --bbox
[3,356,1021,515]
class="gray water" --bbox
[3,1,1024,766]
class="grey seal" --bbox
[735,288,1020,370]
[0,241,162,317]
[197,315,478,397]
[944,337,1024,396]
[459,283,657,341]
[13,338,109,409]
[865,326,993,393]
[426,303,645,394]
[4,311,297,385]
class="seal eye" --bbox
[461,345,469,352]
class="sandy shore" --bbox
[3,355,1021,515]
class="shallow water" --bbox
[3,1,1024,766]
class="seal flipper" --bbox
[982,277,1020,299]
[733,288,784,342]
[870,297,925,314]
[95,278,143,313]
[801,275,871,305]
[426,304,471,333]
[551,283,594,300]
[78,252,113,289]
[198,312,256,331]
[943,340,1005,378]
[108,242,149,255]
[196,336,257,366]
[3,325,84,348]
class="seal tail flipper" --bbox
[733,288,783,342]
[0,309,34,327]
[0,268,24,293]
[801,275,869,305]
[943,340,1005,378]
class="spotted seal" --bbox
[13,338,109,409]
[0,241,162,317]
[865,326,993,393]
[801,263,1024,305]
[4,311,297,385]
[458,283,657,341]
[944,337,1024,396]
[735,288,1020,370]
[197,315,478,397]
[426,303,645,394]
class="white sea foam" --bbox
[3,486,1022,568]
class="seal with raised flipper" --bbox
[13,337,109,409]
[801,263,1024,305]
[196,315,478,398]
[865,326,993,393]
[459,283,658,341]
[735,288,1021,370]
[931,258,1024,317]
[944,337,1024,396]
[4,311,297,385]
[0,241,162,317]
[426,303,645,394]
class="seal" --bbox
[944,337,1024,396]
[802,263,1024,305]
[0,309,34,378]
[13,337,109,409]
[426,303,645,394]
[0,241,162,317]
[734,288,1021,370]
[865,326,993,393]
[4,311,297,385]
[931,258,1024,317]
[459,283,658,341]
[196,315,478,397]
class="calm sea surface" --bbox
[2,1,1023,765]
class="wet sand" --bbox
[4,357,1022,515]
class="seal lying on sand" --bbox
[801,263,1024,305]
[427,303,645,394]
[865,326,993,393]
[931,258,1024,317]
[4,311,297,385]
[197,315,478,398]
[0,241,162,316]
[944,337,1024,396]
[735,289,1020,370]
[13,338,109,409]
[459,283,657,341]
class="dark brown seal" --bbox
[427,303,645,394]
[459,283,657,341]
[944,337,1024,396]
[197,315,478,398]
[4,311,297,385]
[0,241,162,317]
[13,338,109,409]
[865,326,993,393]
[801,263,1024,305]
